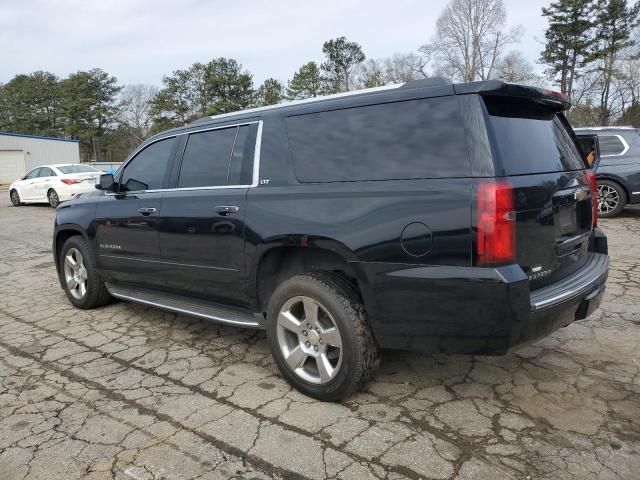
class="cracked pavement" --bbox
[0,194,638,480]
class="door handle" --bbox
[215,205,239,215]
[138,207,157,216]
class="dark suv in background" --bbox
[53,78,609,401]
[575,126,640,217]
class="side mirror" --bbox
[96,174,114,191]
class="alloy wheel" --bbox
[597,184,619,215]
[63,248,88,300]
[48,190,59,207]
[276,296,343,384]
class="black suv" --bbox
[574,127,640,217]
[53,79,609,401]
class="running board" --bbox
[105,284,261,328]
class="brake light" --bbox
[541,88,569,102]
[476,181,516,266]
[61,179,80,185]
[587,170,598,227]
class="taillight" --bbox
[476,181,516,266]
[587,170,598,227]
[61,179,80,185]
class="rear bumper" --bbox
[358,229,609,355]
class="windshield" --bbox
[484,97,586,176]
[57,164,99,174]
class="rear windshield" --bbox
[57,164,99,174]
[484,97,586,175]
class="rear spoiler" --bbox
[454,80,571,112]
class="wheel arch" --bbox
[53,225,91,273]
[252,243,371,316]
[595,174,631,204]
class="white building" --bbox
[0,132,80,184]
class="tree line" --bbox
[1,0,639,162]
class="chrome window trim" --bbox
[106,120,262,195]
[599,134,629,157]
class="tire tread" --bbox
[266,271,380,400]
[59,236,111,309]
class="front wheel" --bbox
[10,189,21,206]
[58,236,111,309]
[48,189,60,208]
[266,273,380,401]
[597,180,627,218]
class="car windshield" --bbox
[57,164,99,174]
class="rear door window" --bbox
[227,124,257,185]
[38,167,55,177]
[484,97,586,175]
[285,97,471,182]
[177,124,257,188]
[599,135,627,156]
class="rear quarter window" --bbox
[285,96,471,182]
[599,135,627,156]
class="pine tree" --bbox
[254,78,284,106]
[0,71,62,136]
[59,69,121,161]
[592,0,640,124]
[150,58,254,127]
[540,0,597,97]
[286,62,326,100]
[321,37,366,92]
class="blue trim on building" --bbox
[0,131,80,143]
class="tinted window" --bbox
[599,135,626,156]
[38,167,55,177]
[485,97,585,175]
[57,164,99,174]
[227,124,257,185]
[120,137,175,192]
[286,97,471,182]
[178,127,237,188]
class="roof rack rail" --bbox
[190,83,404,125]
[400,77,453,89]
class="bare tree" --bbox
[119,84,157,141]
[354,52,432,89]
[424,0,521,81]
[384,52,431,82]
[616,53,640,110]
[496,51,544,85]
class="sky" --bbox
[0,0,551,87]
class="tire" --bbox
[266,272,380,401]
[58,235,111,309]
[597,180,627,218]
[10,189,21,206]
[48,189,60,208]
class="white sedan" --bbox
[9,164,102,208]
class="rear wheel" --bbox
[58,236,111,309]
[9,189,21,206]
[597,180,627,218]
[266,273,380,401]
[48,189,60,208]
